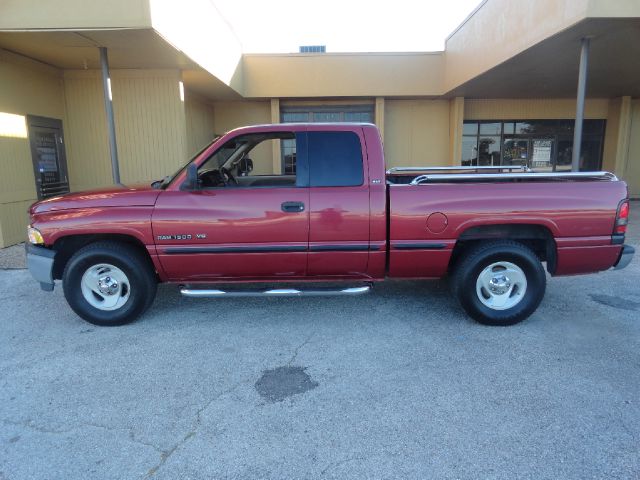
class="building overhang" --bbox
[0,0,244,100]
[0,0,639,101]
[445,17,640,99]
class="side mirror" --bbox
[185,163,199,190]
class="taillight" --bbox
[615,200,629,235]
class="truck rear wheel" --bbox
[452,241,546,326]
[62,241,157,326]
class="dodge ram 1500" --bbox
[26,123,634,326]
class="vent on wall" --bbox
[299,45,326,53]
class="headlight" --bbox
[27,225,44,245]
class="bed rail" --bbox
[386,165,531,175]
[405,171,618,186]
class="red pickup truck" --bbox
[26,123,634,327]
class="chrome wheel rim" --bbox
[475,261,527,311]
[80,263,130,311]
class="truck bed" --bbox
[387,173,627,278]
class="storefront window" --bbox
[479,122,501,135]
[461,119,605,171]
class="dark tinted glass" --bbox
[461,136,478,166]
[479,122,501,135]
[308,131,364,187]
[503,122,515,134]
[463,122,478,135]
[478,135,501,166]
[583,119,605,135]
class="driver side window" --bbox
[198,132,300,188]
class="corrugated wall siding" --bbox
[185,91,215,156]
[64,69,188,189]
[626,100,640,198]
[384,100,450,168]
[464,98,610,120]
[0,50,66,247]
[111,69,187,183]
[63,70,112,192]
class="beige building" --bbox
[0,0,639,247]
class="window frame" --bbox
[195,131,308,190]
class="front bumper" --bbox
[614,244,635,270]
[25,244,56,291]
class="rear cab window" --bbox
[307,131,364,187]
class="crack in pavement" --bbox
[287,333,315,366]
[7,338,316,478]
[144,339,318,479]
[3,418,164,454]
[320,455,368,476]
[143,380,245,479]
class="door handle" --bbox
[281,201,305,213]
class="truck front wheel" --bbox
[452,241,546,326]
[62,242,157,326]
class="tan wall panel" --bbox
[464,98,609,120]
[0,135,34,204]
[587,0,640,18]
[0,0,151,29]
[212,101,272,174]
[0,200,32,248]
[111,69,187,184]
[212,101,271,132]
[602,99,620,172]
[449,97,464,164]
[384,100,450,168]
[63,71,112,192]
[0,50,66,246]
[185,91,215,156]
[625,100,640,198]
[243,53,445,98]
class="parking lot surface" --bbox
[1,209,639,480]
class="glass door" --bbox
[502,137,529,167]
[27,115,70,199]
[503,137,555,171]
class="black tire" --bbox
[451,241,546,326]
[62,241,157,326]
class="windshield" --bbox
[156,135,221,189]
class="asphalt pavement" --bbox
[1,206,638,479]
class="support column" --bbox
[99,47,120,184]
[449,97,464,165]
[614,96,632,177]
[270,98,281,174]
[375,97,385,141]
[571,37,590,171]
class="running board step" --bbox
[180,285,372,298]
